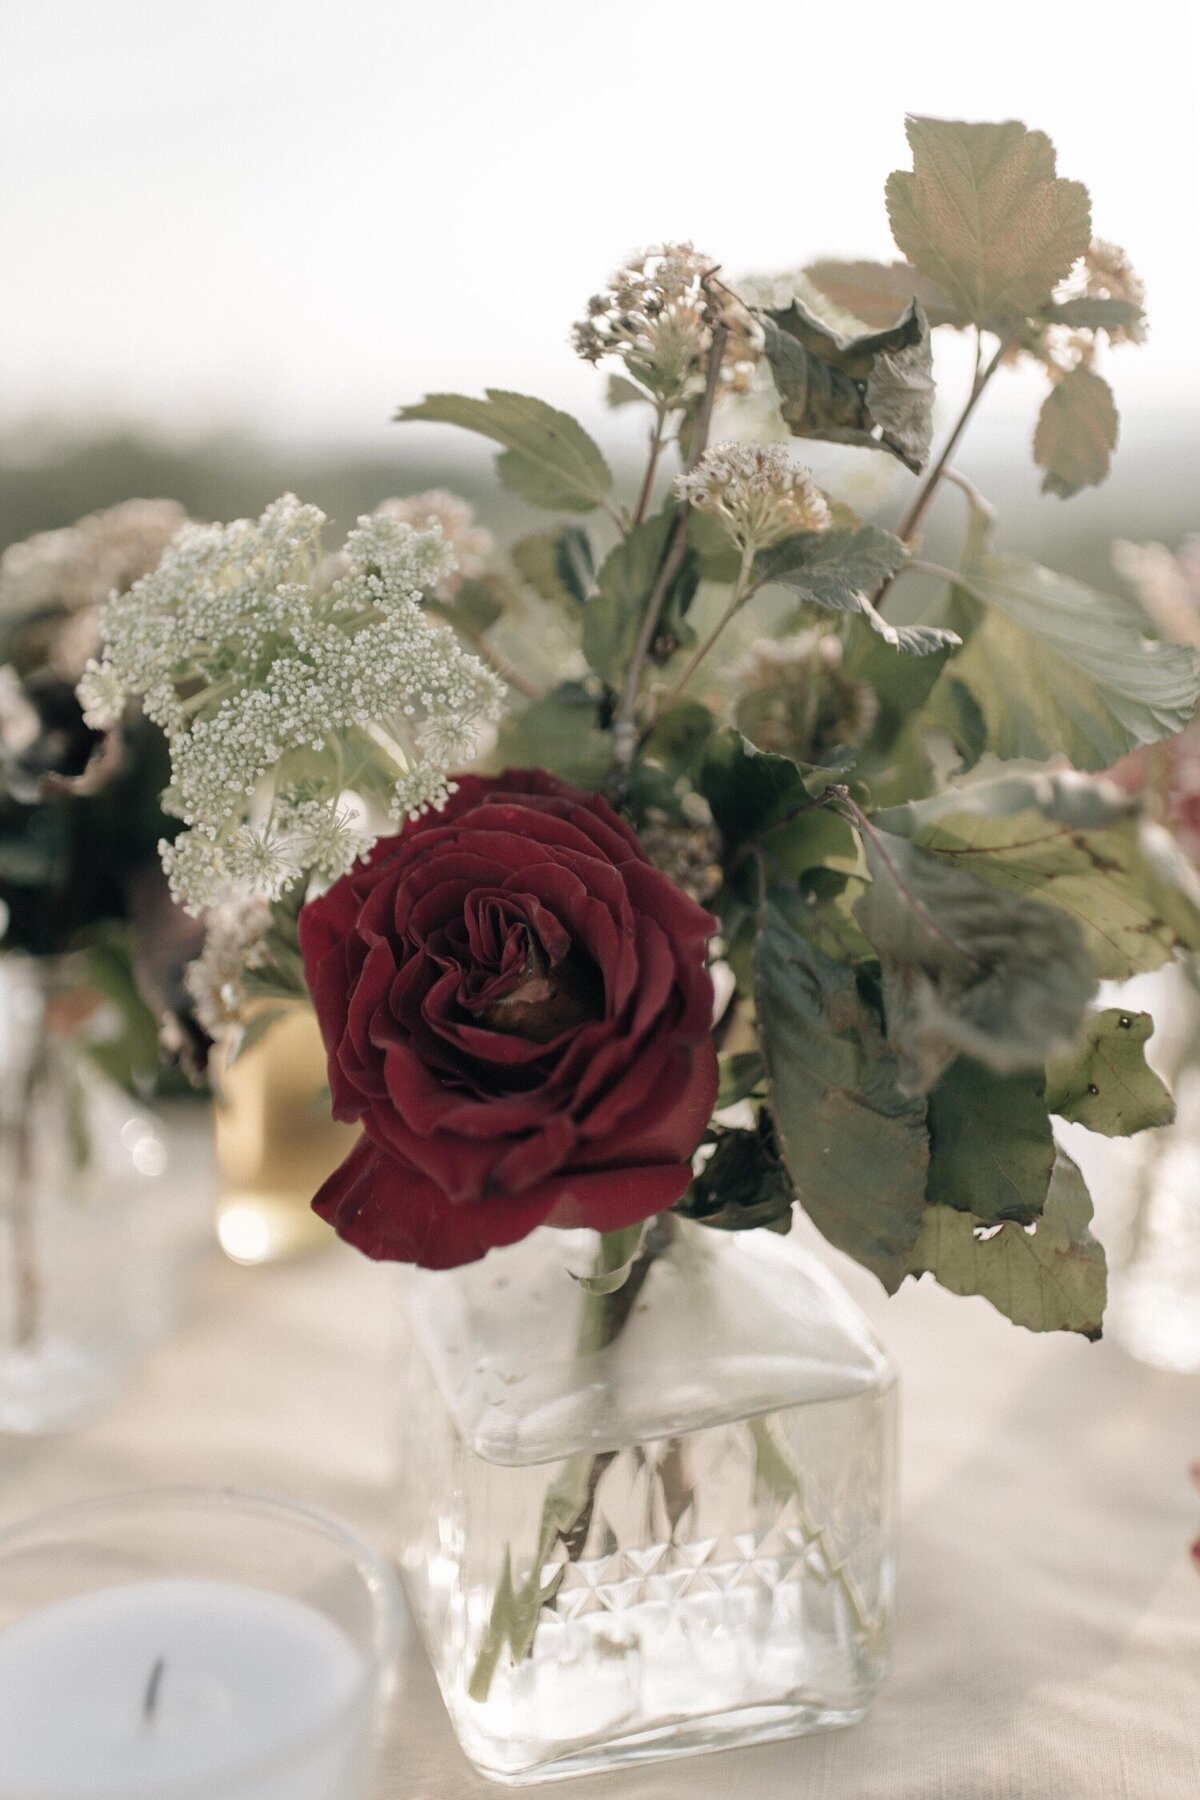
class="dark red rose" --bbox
[299,770,718,1268]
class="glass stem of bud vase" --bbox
[5,1011,49,1355]
[466,1215,677,1703]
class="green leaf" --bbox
[582,513,679,686]
[874,771,1200,979]
[758,525,959,658]
[698,731,857,877]
[1039,296,1146,334]
[803,257,963,330]
[448,577,504,634]
[885,116,1092,328]
[606,373,649,409]
[677,1113,795,1235]
[908,1150,1107,1337]
[933,551,1199,770]
[1045,1008,1175,1135]
[716,1050,766,1109]
[853,825,1095,1094]
[641,698,715,777]
[761,299,934,473]
[927,1059,1054,1224]
[578,1223,646,1295]
[757,888,930,1290]
[493,681,611,787]
[511,529,595,607]
[1034,367,1119,498]
[395,390,613,512]
[690,511,743,584]
[841,617,960,804]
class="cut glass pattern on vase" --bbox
[393,1217,896,1784]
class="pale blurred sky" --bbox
[2,0,1199,449]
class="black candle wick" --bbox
[142,1656,167,1725]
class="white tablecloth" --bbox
[3,1133,1199,1800]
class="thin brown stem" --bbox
[632,404,669,529]
[611,323,728,774]
[471,634,545,702]
[646,542,757,727]
[873,333,1007,616]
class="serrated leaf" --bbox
[582,513,685,686]
[908,1150,1106,1337]
[395,390,612,512]
[1045,1008,1175,1135]
[677,1113,795,1235]
[762,299,934,473]
[511,529,594,607]
[885,116,1092,328]
[493,681,611,787]
[804,257,963,330]
[1034,367,1118,498]
[927,1059,1054,1224]
[854,826,1095,1094]
[875,770,1200,979]
[757,888,929,1289]
[757,525,959,658]
[933,552,1199,770]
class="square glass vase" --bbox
[394,1215,897,1784]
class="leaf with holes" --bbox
[908,1151,1107,1337]
[1046,1009,1175,1135]
[853,825,1095,1094]
[886,116,1092,328]
[1034,367,1119,497]
[395,390,613,512]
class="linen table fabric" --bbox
[1,1125,1197,1799]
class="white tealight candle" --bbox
[0,1579,373,1800]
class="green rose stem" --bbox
[466,1216,675,1705]
[465,1211,883,1703]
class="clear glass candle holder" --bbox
[0,1487,401,1800]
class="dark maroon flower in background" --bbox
[299,770,718,1268]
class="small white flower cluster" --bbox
[79,494,505,915]
[572,243,762,404]
[375,491,493,601]
[674,442,832,551]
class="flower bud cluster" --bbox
[571,243,762,404]
[673,442,831,552]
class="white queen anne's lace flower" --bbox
[80,494,504,914]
